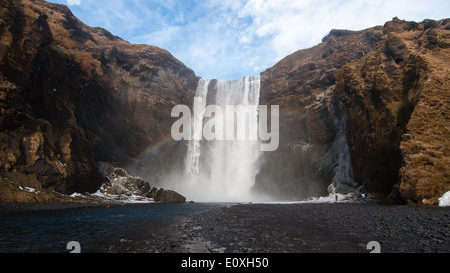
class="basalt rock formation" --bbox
[0,0,196,202]
[259,17,450,204]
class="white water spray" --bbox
[180,76,263,202]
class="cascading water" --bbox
[180,76,263,202]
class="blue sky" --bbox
[49,0,450,80]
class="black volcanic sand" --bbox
[119,203,449,253]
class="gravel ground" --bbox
[121,202,449,253]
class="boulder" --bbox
[152,188,186,203]
[97,162,151,196]
[96,162,186,203]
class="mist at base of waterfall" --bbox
[169,76,265,202]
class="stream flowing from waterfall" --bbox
[177,76,264,202]
[0,203,223,253]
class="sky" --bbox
[48,0,450,80]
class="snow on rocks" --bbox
[438,191,450,207]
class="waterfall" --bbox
[186,79,209,176]
[181,76,263,202]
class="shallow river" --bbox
[0,202,224,253]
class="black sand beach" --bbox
[119,202,449,253]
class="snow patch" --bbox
[439,191,450,207]
[91,184,155,204]
[58,160,66,167]
[19,186,40,195]
[70,188,155,204]
[301,193,357,203]
[70,192,86,198]
[253,193,358,204]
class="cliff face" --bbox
[258,26,385,200]
[337,19,450,203]
[0,0,197,201]
[259,18,450,204]
[1,0,448,205]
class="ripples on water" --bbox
[0,203,223,253]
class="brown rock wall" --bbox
[259,17,450,203]
[0,0,198,201]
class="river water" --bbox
[0,203,223,253]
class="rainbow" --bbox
[124,134,176,171]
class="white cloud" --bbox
[238,0,450,61]
[135,26,181,47]
[49,0,450,80]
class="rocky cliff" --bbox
[1,0,448,205]
[0,0,197,202]
[259,18,450,204]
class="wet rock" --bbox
[152,188,186,203]
[96,162,185,203]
